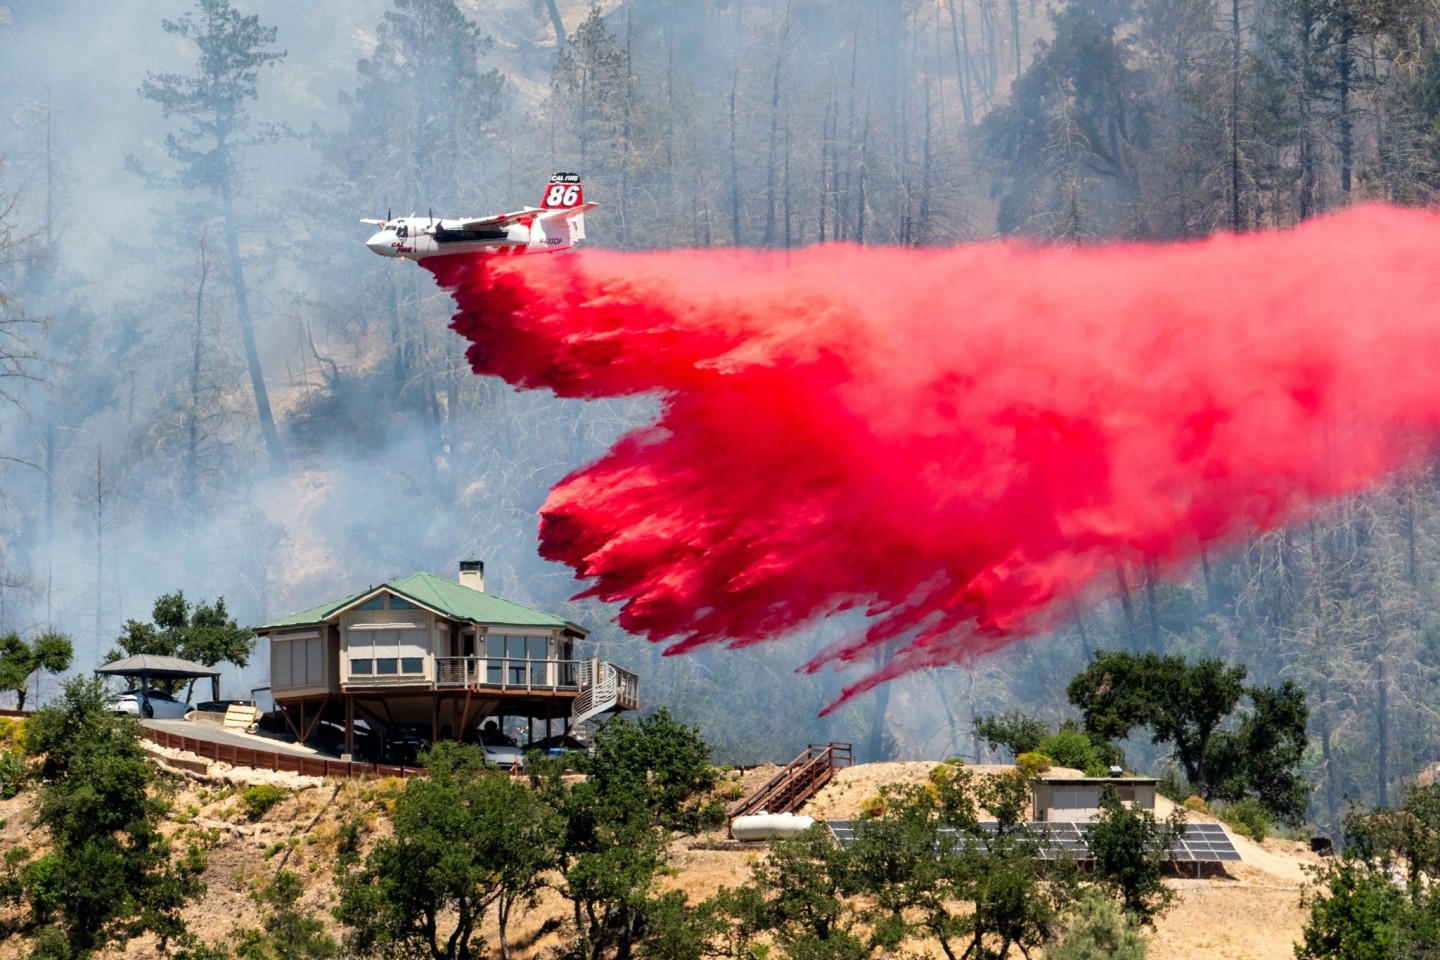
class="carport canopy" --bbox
[95,654,221,702]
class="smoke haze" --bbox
[429,205,1440,707]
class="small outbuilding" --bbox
[1030,775,1159,823]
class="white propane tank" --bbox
[730,812,816,841]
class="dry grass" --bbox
[0,757,1322,960]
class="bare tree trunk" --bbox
[543,0,566,50]
[783,116,793,248]
[855,108,870,242]
[764,6,792,246]
[819,90,834,242]
[1338,3,1354,197]
[90,448,109,646]
[1115,565,1141,653]
[1318,708,1342,838]
[918,73,933,243]
[620,6,634,249]
[186,234,210,506]
[946,0,975,128]
[729,67,742,247]
[1376,656,1390,807]
[865,640,900,761]
[1008,0,1022,77]
[1298,2,1318,220]
[220,190,286,470]
[1069,596,1092,660]
[1200,547,1217,611]
[1144,562,1163,654]
[980,0,999,107]
[1229,0,1242,231]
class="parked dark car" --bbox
[383,724,432,766]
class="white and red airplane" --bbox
[362,172,597,260]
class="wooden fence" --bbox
[142,727,425,780]
[3,707,426,780]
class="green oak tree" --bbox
[1298,784,1440,960]
[1067,651,1308,822]
[20,677,206,957]
[336,741,560,960]
[529,709,720,959]
[0,630,72,710]
[108,590,254,694]
[1086,788,1181,923]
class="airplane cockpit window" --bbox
[396,224,408,238]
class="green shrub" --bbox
[1015,752,1053,777]
[0,749,27,799]
[1049,889,1148,960]
[1035,730,1108,775]
[1156,767,1191,803]
[696,799,728,830]
[242,784,289,820]
[1182,795,1210,815]
[1218,797,1270,841]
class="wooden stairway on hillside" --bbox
[729,743,854,820]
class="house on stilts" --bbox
[256,557,639,760]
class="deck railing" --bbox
[433,656,582,691]
[613,666,640,710]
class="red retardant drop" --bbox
[424,205,1440,711]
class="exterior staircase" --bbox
[729,743,854,820]
[571,658,637,738]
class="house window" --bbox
[389,596,418,610]
[484,633,552,685]
[356,597,385,611]
[273,632,325,689]
[347,628,426,679]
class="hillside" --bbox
[0,749,1322,960]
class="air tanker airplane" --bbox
[363,172,597,260]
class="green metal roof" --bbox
[258,571,582,634]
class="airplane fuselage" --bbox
[366,213,574,260]
[364,173,594,262]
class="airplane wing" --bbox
[454,208,542,230]
[536,202,599,220]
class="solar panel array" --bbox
[825,820,1241,863]
[1168,822,1243,863]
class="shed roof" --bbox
[258,571,584,635]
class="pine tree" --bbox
[132,0,291,469]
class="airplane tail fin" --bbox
[541,172,584,210]
[537,172,597,248]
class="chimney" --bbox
[458,557,485,592]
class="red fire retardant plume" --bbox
[426,205,1440,710]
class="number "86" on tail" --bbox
[545,184,581,207]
